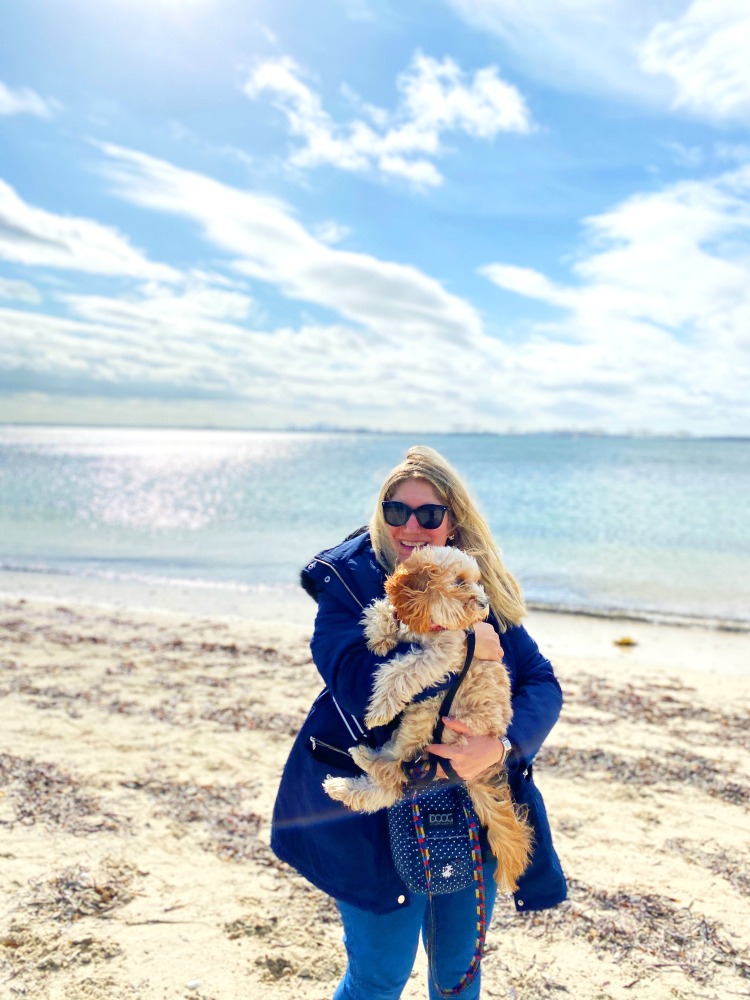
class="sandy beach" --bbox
[1,594,748,1000]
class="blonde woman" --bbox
[272,446,566,999]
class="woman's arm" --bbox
[310,581,413,719]
[504,626,563,768]
[426,624,562,779]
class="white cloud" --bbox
[640,0,750,123]
[243,52,532,186]
[0,144,486,424]
[444,1,670,104]
[399,54,531,136]
[337,0,376,21]
[715,143,750,163]
[62,281,255,329]
[446,0,750,124]
[0,178,179,282]
[97,142,483,344]
[664,141,706,168]
[481,166,750,433]
[4,144,748,435]
[313,220,351,245]
[0,277,41,303]
[0,81,59,118]
[478,264,575,308]
[0,293,484,426]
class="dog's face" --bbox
[384,545,490,633]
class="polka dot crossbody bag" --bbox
[387,630,487,996]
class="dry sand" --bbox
[0,596,748,1000]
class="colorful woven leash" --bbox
[410,766,487,997]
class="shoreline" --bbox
[2,566,749,636]
[528,599,750,633]
[1,569,748,681]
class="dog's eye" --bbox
[454,578,465,587]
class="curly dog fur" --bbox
[323,545,533,893]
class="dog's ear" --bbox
[385,565,433,633]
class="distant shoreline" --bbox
[2,422,748,442]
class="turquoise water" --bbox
[1,425,748,625]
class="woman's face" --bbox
[386,478,453,564]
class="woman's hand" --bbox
[426,717,506,781]
[472,621,503,662]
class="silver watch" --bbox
[498,736,513,766]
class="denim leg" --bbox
[333,898,424,1000]
[422,860,499,1000]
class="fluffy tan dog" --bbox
[323,545,532,893]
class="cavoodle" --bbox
[323,544,532,893]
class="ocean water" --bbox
[0,425,749,627]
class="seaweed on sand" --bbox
[509,880,750,987]
[124,776,262,861]
[0,753,125,835]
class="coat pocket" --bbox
[306,735,364,774]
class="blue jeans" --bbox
[332,861,499,1000]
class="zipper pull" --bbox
[310,737,317,750]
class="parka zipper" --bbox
[309,736,353,759]
[312,558,365,610]
[310,558,369,740]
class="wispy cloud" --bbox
[3,144,748,435]
[640,0,750,123]
[481,166,750,431]
[0,81,59,118]
[243,52,532,186]
[0,277,41,303]
[97,142,483,342]
[1,143,488,425]
[446,0,750,124]
[0,178,180,282]
[444,1,668,103]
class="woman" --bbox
[272,446,566,999]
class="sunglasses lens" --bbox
[382,501,409,526]
[416,505,445,529]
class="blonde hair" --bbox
[369,445,526,629]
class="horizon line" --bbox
[1,421,748,442]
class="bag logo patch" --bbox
[428,812,455,827]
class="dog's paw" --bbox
[350,744,376,769]
[364,707,396,729]
[365,685,408,729]
[322,776,351,802]
[362,600,400,654]
[370,636,398,657]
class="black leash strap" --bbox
[422,628,476,785]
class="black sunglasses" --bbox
[382,500,450,530]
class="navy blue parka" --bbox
[271,531,567,914]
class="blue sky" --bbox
[1,0,749,435]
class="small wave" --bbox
[3,560,748,631]
[0,561,299,596]
[527,600,750,633]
